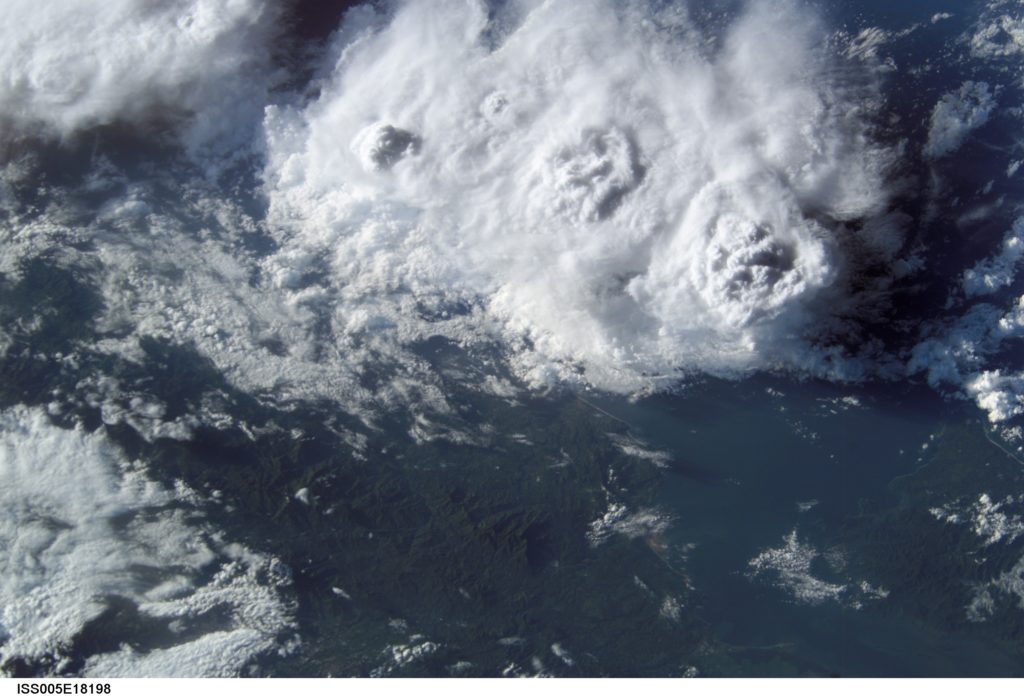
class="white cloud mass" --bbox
[0,407,295,676]
[262,0,898,392]
[923,81,996,159]
[963,218,1024,298]
[0,0,279,152]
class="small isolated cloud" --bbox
[963,217,1024,298]
[924,81,996,159]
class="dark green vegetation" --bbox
[4,256,1024,676]
[846,423,1024,646]
[0,265,707,674]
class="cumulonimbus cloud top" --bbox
[0,0,1019,423]
[262,0,901,391]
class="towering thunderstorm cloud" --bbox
[263,0,901,391]
[2,0,1018,420]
